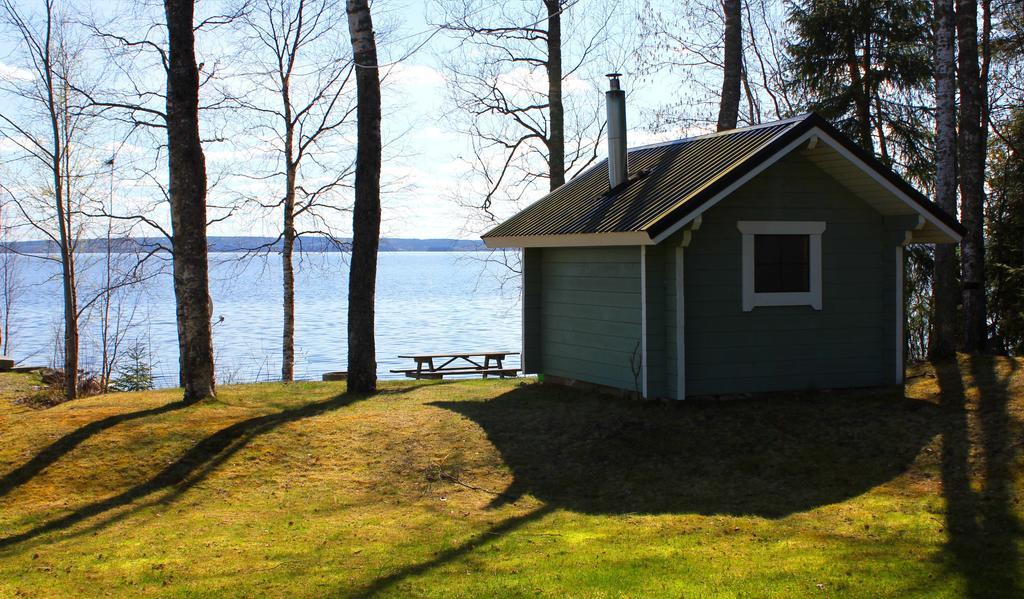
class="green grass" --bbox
[0,356,1022,597]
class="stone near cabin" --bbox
[322,371,348,381]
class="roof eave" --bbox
[482,231,654,248]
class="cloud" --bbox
[383,62,445,89]
[0,135,31,154]
[0,62,33,82]
[494,66,591,96]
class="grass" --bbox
[0,356,1021,597]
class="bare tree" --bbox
[81,1,244,390]
[85,156,152,390]
[345,0,381,393]
[165,0,216,400]
[638,0,792,131]
[433,0,609,233]
[930,0,959,359]
[0,0,94,400]
[956,0,989,352]
[236,0,356,381]
[0,197,21,356]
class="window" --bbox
[737,221,825,311]
[754,234,810,293]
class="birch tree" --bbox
[0,0,89,400]
[930,0,959,359]
[0,197,21,357]
[83,1,242,390]
[956,0,989,352]
[345,0,382,393]
[165,0,216,400]
[236,0,356,382]
[433,0,609,234]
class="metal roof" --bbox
[482,113,964,244]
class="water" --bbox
[7,252,522,386]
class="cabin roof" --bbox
[482,113,964,247]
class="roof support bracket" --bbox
[680,214,702,247]
[886,214,926,246]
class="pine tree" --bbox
[986,110,1024,354]
[785,0,932,163]
[111,342,155,392]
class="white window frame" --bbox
[737,220,826,312]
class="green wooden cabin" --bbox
[483,94,962,399]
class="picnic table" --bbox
[390,351,520,380]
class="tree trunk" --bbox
[45,39,78,402]
[545,0,564,190]
[59,231,78,402]
[930,0,959,360]
[282,77,296,382]
[717,0,742,131]
[845,3,874,151]
[846,59,873,150]
[346,0,382,393]
[282,168,296,382]
[165,0,216,401]
[956,0,987,352]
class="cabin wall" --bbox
[665,152,900,396]
[644,244,669,398]
[533,246,643,391]
[522,248,543,374]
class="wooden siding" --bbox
[522,248,543,374]
[645,244,668,398]
[537,246,643,391]
[664,152,899,396]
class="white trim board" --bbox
[520,248,527,375]
[640,245,648,399]
[737,220,826,311]
[675,244,686,400]
[895,244,905,384]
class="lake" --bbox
[9,252,522,387]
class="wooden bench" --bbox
[390,351,520,380]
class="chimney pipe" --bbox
[606,73,627,189]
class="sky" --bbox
[0,0,727,241]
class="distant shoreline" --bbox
[1,236,489,254]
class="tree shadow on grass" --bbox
[433,384,940,518]
[0,383,438,550]
[936,355,1022,598]
[351,504,556,598]
[0,398,195,500]
[350,384,941,595]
